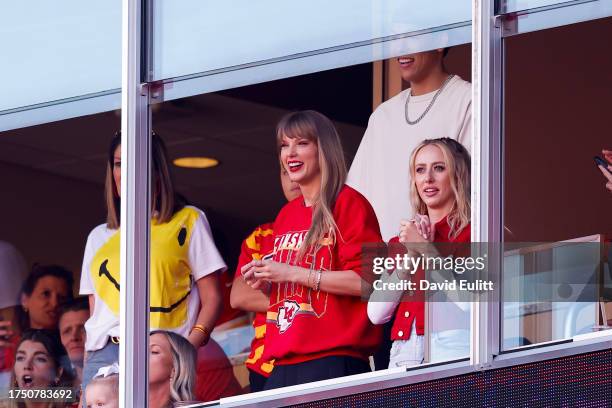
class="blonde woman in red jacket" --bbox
[368,137,471,368]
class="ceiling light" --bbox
[173,157,219,169]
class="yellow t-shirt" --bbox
[79,206,226,351]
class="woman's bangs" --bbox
[277,117,317,148]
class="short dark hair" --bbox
[21,264,74,298]
[58,297,89,321]
[18,264,74,331]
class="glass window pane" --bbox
[501,17,612,351]
[151,0,470,80]
[0,113,120,405]
[146,44,473,402]
[0,2,121,112]
[150,65,374,401]
[498,0,582,14]
[430,302,470,362]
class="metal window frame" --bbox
[119,0,151,407]
[155,22,472,105]
[115,2,612,407]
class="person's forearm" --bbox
[367,267,406,323]
[291,266,364,297]
[189,274,223,348]
[230,278,269,313]
[189,295,222,348]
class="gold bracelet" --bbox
[192,324,209,336]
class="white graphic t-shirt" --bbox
[79,206,226,351]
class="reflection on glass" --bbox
[502,238,610,351]
[152,0,470,80]
[0,1,121,112]
[0,116,122,403]
[430,303,470,363]
[498,0,580,14]
[150,63,378,399]
[502,18,612,352]
[0,241,28,397]
[0,253,85,403]
[77,132,227,407]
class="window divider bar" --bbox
[120,0,151,407]
[472,0,503,369]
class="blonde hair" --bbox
[87,373,119,401]
[104,132,184,229]
[409,138,471,239]
[276,111,347,261]
[151,331,196,403]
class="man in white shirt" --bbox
[347,48,472,242]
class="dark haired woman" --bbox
[79,132,226,393]
[19,265,74,332]
[242,111,383,389]
[4,329,74,408]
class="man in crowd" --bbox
[58,297,89,388]
[348,48,472,241]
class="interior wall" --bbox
[504,17,612,242]
[0,161,105,277]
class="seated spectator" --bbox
[84,363,118,408]
[18,264,74,332]
[58,298,89,391]
[4,329,74,408]
[149,331,197,408]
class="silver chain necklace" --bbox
[404,74,454,125]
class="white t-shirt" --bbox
[347,75,472,241]
[0,241,27,309]
[79,206,227,351]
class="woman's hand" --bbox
[601,150,612,192]
[598,164,612,192]
[241,260,297,287]
[598,150,612,192]
[398,217,438,260]
[241,260,269,291]
[399,216,435,244]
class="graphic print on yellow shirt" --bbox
[90,207,199,329]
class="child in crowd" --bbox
[84,364,118,408]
